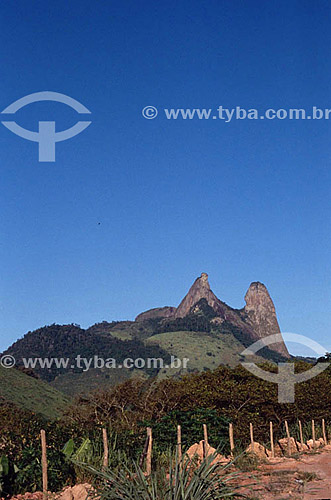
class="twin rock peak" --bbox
[136,273,289,358]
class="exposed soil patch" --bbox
[234,444,331,499]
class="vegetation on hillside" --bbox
[2,323,172,384]
[0,366,69,419]
[2,301,287,395]
[1,360,331,495]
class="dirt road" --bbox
[237,445,331,499]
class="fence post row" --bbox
[39,418,330,483]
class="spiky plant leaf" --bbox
[80,450,243,500]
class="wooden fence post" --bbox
[312,420,316,449]
[299,420,304,449]
[203,423,208,458]
[285,420,291,456]
[146,427,152,476]
[250,423,254,452]
[229,423,234,456]
[102,428,109,469]
[177,425,182,467]
[40,430,48,500]
[270,421,274,458]
[322,419,327,445]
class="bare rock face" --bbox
[175,273,258,332]
[135,306,177,322]
[176,273,223,318]
[134,273,289,360]
[244,282,289,357]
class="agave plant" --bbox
[82,451,242,500]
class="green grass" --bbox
[50,327,261,394]
[145,330,251,377]
[0,366,70,419]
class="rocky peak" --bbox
[244,282,289,357]
[175,273,222,318]
[199,272,210,287]
[245,282,274,310]
[134,273,290,359]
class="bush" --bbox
[83,451,241,499]
[142,408,230,455]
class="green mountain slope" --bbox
[2,274,289,398]
[2,301,287,397]
[145,329,247,375]
[0,366,70,419]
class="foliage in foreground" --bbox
[84,452,241,500]
[2,360,331,495]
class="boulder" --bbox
[185,440,228,466]
[307,437,324,449]
[277,437,299,455]
[245,441,271,458]
[56,484,92,500]
[296,441,309,452]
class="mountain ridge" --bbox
[135,273,289,357]
[2,273,290,396]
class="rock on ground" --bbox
[245,441,271,458]
[185,440,228,466]
[55,484,93,500]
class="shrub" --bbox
[83,451,241,499]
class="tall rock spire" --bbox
[244,282,289,357]
[176,273,221,318]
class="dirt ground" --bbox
[235,444,331,499]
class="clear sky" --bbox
[0,0,330,355]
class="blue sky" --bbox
[0,0,330,355]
